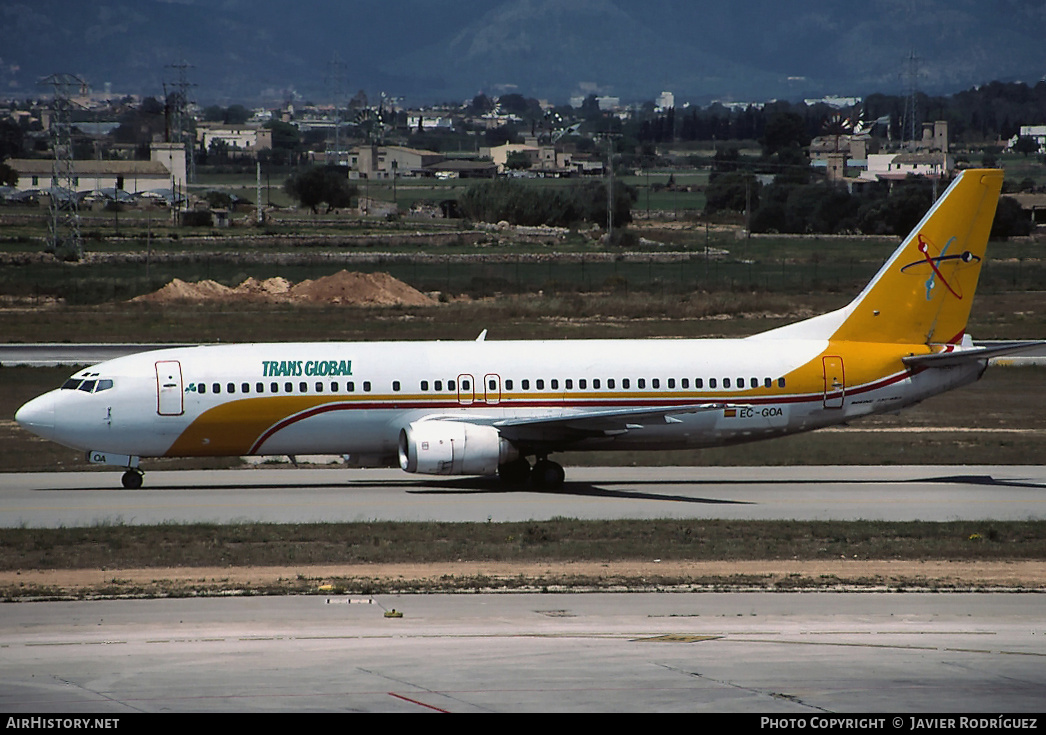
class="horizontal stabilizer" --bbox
[902,341,1046,368]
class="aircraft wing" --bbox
[903,340,1046,368]
[492,403,729,444]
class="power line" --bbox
[165,60,197,183]
[38,72,87,260]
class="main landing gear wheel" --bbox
[121,469,144,489]
[531,459,565,490]
[498,458,532,486]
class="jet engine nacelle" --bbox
[398,420,519,476]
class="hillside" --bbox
[3,1,1045,104]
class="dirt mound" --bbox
[132,271,436,306]
[135,278,234,303]
[290,271,435,306]
[233,276,293,299]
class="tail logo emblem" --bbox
[900,234,980,300]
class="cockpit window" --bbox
[63,378,113,393]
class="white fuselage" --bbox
[15,337,983,467]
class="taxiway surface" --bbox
[1,592,1042,713]
[4,465,1044,713]
[1,465,1044,527]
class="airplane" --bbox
[14,168,1043,490]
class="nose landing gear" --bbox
[121,468,144,489]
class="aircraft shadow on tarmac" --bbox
[30,472,1045,506]
[401,479,753,505]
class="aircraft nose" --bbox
[15,393,56,441]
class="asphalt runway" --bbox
[1,465,1045,527]
[0,592,1042,713]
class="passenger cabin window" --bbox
[392,381,401,392]
[637,379,645,389]
[213,383,221,394]
[270,382,278,393]
[709,378,717,388]
[505,380,513,390]
[228,383,236,394]
[363,381,371,392]
[536,379,544,390]
[622,378,630,389]
[421,380,429,391]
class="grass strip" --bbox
[2,519,1043,571]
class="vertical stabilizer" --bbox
[830,169,1003,345]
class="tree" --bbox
[284,166,357,213]
[705,171,759,215]
[505,151,532,170]
[224,104,250,125]
[761,112,809,155]
[458,179,634,228]
[1013,136,1040,157]
[469,93,494,114]
[0,118,24,160]
[0,160,17,187]
[264,120,301,166]
[991,196,1033,239]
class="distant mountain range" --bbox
[3,0,1045,106]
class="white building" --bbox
[196,123,273,157]
[1008,125,1046,153]
[860,152,953,182]
[345,145,443,179]
[8,143,187,194]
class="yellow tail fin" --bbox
[831,169,1004,345]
